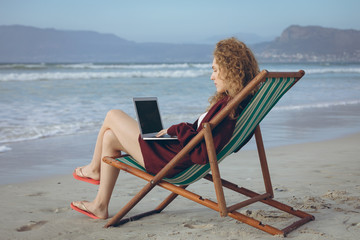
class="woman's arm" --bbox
[167,97,236,165]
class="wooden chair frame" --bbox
[102,70,315,236]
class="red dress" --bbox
[138,96,248,177]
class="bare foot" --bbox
[71,201,108,219]
[74,165,100,182]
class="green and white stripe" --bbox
[116,77,296,185]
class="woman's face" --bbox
[211,58,226,93]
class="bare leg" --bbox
[72,110,145,218]
[74,109,144,181]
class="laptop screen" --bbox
[134,99,163,134]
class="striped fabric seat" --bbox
[116,77,296,185]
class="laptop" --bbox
[133,97,178,140]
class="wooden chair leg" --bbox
[254,125,274,197]
[104,181,156,228]
[204,123,227,217]
[103,156,190,228]
[155,185,188,212]
[107,186,188,227]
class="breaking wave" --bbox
[0,63,212,82]
[274,100,360,111]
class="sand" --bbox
[0,133,359,240]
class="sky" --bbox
[0,0,359,44]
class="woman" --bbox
[71,37,259,219]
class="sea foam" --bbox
[273,100,360,111]
[0,145,12,153]
[0,69,211,82]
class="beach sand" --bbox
[0,133,359,240]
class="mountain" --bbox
[0,25,213,63]
[253,25,360,62]
[0,25,359,63]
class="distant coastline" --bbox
[0,25,359,63]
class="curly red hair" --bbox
[209,37,259,117]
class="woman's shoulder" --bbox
[215,95,231,105]
[208,96,231,113]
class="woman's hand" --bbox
[156,128,168,137]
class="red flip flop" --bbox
[70,202,101,219]
[73,168,100,185]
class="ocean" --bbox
[1,62,360,183]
